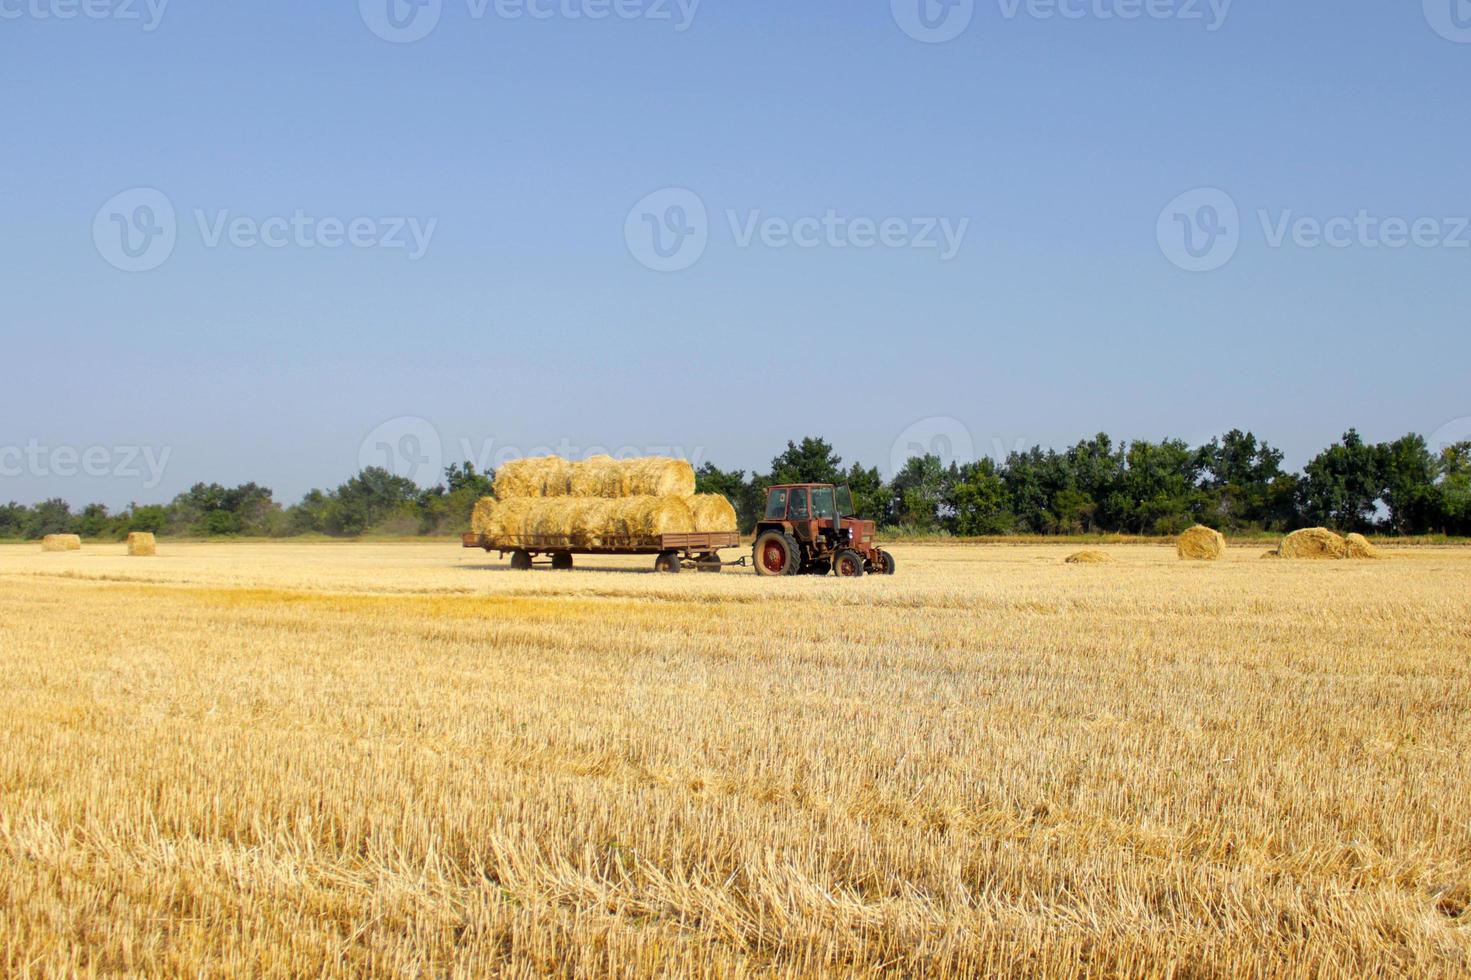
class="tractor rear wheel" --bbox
[551,552,573,571]
[754,531,800,576]
[833,549,865,578]
[654,551,682,574]
[510,550,533,571]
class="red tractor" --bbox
[752,484,895,577]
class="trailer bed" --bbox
[462,531,744,572]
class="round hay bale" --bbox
[610,496,694,538]
[687,494,738,533]
[621,457,696,498]
[569,455,627,497]
[1344,533,1383,560]
[41,534,81,552]
[1177,525,1225,561]
[1279,527,1348,560]
[1260,549,1283,560]
[1064,550,1112,564]
[470,497,498,537]
[126,532,156,557]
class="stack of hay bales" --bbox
[1272,527,1383,561]
[1065,550,1112,564]
[1177,525,1225,561]
[474,456,737,546]
[126,532,157,557]
[41,534,82,552]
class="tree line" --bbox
[3,429,1470,541]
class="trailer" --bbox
[462,531,744,573]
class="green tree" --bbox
[948,459,1014,535]
[1379,434,1442,534]
[766,437,844,486]
[24,499,75,538]
[889,454,950,531]
[1300,430,1384,531]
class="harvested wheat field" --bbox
[1,541,1469,976]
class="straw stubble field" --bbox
[1,541,1468,976]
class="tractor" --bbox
[752,484,895,577]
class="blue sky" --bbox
[3,0,1469,507]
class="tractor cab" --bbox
[753,484,894,578]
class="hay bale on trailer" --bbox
[1177,525,1225,561]
[126,532,156,556]
[1279,528,1349,560]
[687,494,739,533]
[568,455,627,497]
[493,456,572,499]
[621,457,696,498]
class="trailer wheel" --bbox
[833,549,865,578]
[695,552,722,573]
[510,550,533,571]
[754,531,800,576]
[551,553,573,571]
[654,551,682,574]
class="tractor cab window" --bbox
[765,488,789,519]
[835,485,856,517]
[810,487,836,520]
[787,488,810,520]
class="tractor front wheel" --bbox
[833,549,865,578]
[871,550,896,575]
[754,531,800,576]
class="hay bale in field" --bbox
[1176,525,1225,561]
[1064,550,1112,564]
[493,456,572,499]
[1261,549,1283,560]
[568,454,627,497]
[1279,527,1348,560]
[41,534,81,552]
[687,494,738,533]
[1344,533,1383,560]
[126,532,156,557]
